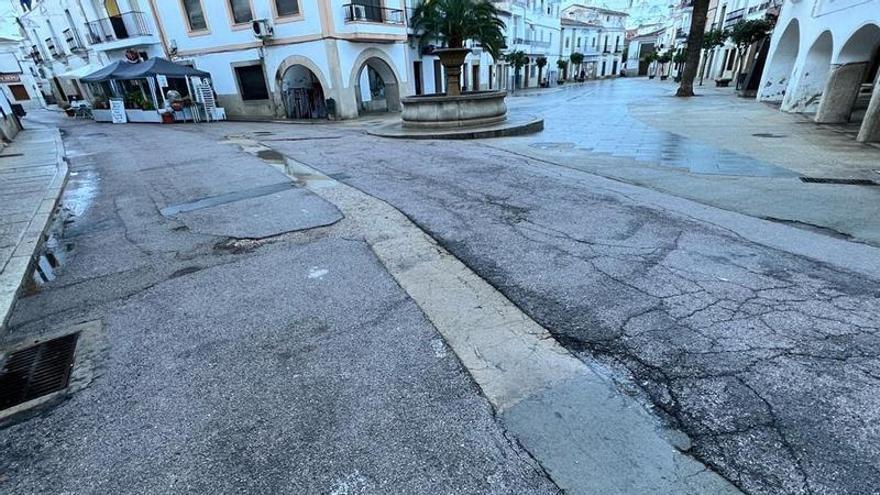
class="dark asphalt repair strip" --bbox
[799,177,879,186]
[160,182,295,216]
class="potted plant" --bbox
[410,0,506,96]
[556,59,569,83]
[643,52,658,78]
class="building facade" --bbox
[625,25,663,75]
[0,34,44,109]
[702,0,780,84]
[560,4,626,77]
[758,0,880,142]
[150,0,409,120]
[13,0,165,105]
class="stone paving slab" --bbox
[0,128,67,330]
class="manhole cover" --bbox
[752,133,787,138]
[0,333,79,410]
[800,177,879,186]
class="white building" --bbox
[702,0,779,85]
[758,0,880,142]
[560,18,601,78]
[625,25,663,75]
[0,34,44,109]
[560,5,626,77]
[12,0,165,105]
[151,0,409,120]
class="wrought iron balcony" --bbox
[343,4,405,24]
[675,28,688,39]
[29,47,43,64]
[514,38,551,48]
[84,11,151,45]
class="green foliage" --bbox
[656,52,672,64]
[702,28,728,49]
[728,19,774,50]
[505,50,528,69]
[410,0,507,58]
[535,56,547,68]
[556,59,568,70]
[673,52,688,64]
[641,51,657,63]
[570,52,584,65]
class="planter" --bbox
[660,75,669,81]
[161,112,174,124]
[649,75,656,79]
[401,90,507,129]
[557,80,565,85]
[434,47,470,97]
[716,79,731,87]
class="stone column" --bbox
[857,77,880,143]
[815,62,868,123]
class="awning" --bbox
[81,58,210,83]
[57,63,103,80]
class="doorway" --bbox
[281,64,326,119]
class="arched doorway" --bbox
[760,19,799,103]
[784,31,833,113]
[352,56,400,115]
[280,65,327,119]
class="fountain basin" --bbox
[401,90,507,128]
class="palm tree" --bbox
[536,56,548,86]
[410,0,506,96]
[505,50,528,90]
[675,0,710,96]
[570,52,585,79]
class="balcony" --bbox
[675,28,688,39]
[343,4,405,24]
[84,11,155,50]
[514,38,551,48]
[29,47,43,64]
[724,8,745,27]
[45,39,60,59]
[63,29,85,53]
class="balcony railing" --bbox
[343,4,405,24]
[675,28,688,39]
[63,29,84,52]
[29,47,43,64]
[45,39,59,58]
[84,11,151,45]
[514,38,551,48]
[724,8,745,27]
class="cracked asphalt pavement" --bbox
[262,124,880,493]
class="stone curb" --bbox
[367,115,544,140]
[0,130,68,332]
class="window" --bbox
[234,64,269,100]
[229,0,252,24]
[274,0,300,17]
[182,0,208,31]
[10,84,30,100]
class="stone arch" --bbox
[348,48,403,115]
[760,19,799,103]
[274,56,332,119]
[784,30,833,113]
[815,24,880,123]
[835,23,880,64]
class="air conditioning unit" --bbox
[252,19,274,39]
[352,4,367,20]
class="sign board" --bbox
[156,74,168,87]
[109,98,127,124]
[0,73,21,83]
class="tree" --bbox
[673,52,688,79]
[656,52,672,78]
[675,0,710,96]
[699,28,728,85]
[410,0,506,96]
[505,50,528,90]
[536,56,548,86]
[728,19,775,87]
[556,59,569,81]
[642,52,658,77]
[570,52,585,79]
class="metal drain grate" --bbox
[800,177,879,186]
[0,333,78,410]
[752,133,787,138]
[0,153,24,158]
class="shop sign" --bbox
[157,74,168,87]
[0,73,21,83]
[109,98,127,124]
